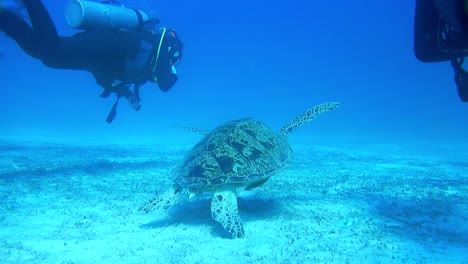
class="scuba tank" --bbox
[65,0,152,31]
[64,1,183,123]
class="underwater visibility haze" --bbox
[0,0,467,263]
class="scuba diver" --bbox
[0,0,183,123]
[414,0,468,102]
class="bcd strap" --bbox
[132,8,144,32]
[450,57,468,102]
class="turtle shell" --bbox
[174,118,293,189]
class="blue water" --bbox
[1,0,467,263]
[1,0,466,143]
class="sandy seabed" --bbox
[0,138,467,264]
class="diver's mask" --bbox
[150,28,183,91]
[166,29,183,65]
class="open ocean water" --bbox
[1,0,468,263]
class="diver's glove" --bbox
[112,83,140,110]
[100,81,129,98]
[113,83,132,98]
[126,92,141,111]
[104,83,141,123]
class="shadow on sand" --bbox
[369,194,468,248]
[139,194,283,238]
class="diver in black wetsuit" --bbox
[0,0,183,123]
[414,0,468,102]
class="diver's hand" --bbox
[126,92,141,111]
[113,83,132,98]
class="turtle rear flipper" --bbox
[138,188,180,214]
[174,125,211,135]
[211,185,245,238]
[279,102,341,136]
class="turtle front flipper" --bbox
[138,187,181,214]
[211,185,245,238]
[279,102,341,136]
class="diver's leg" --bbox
[413,0,452,62]
[21,0,59,56]
[0,0,58,59]
[21,0,58,44]
[0,10,38,57]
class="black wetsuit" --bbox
[414,0,468,62]
[414,0,468,102]
[0,0,176,93]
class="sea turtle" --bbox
[138,102,340,238]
